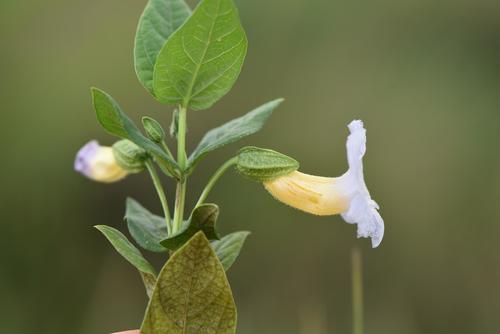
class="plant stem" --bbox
[352,246,364,334]
[172,106,188,234]
[145,160,172,235]
[161,141,175,161]
[194,157,238,208]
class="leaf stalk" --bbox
[195,157,238,208]
[145,160,172,235]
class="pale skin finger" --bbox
[112,331,140,334]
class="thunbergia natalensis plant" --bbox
[74,0,385,332]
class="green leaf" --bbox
[140,272,157,299]
[160,203,220,250]
[134,0,191,94]
[125,198,168,253]
[141,232,237,334]
[187,98,284,173]
[91,87,179,177]
[95,225,157,277]
[236,146,299,182]
[153,0,248,110]
[212,231,250,271]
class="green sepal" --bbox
[187,98,284,174]
[142,117,166,143]
[91,87,179,178]
[212,231,250,271]
[236,146,299,182]
[140,232,237,334]
[160,204,220,250]
[153,0,248,110]
[112,139,148,173]
[134,0,191,95]
[125,198,168,253]
[95,225,157,297]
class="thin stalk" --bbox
[176,106,188,166]
[145,160,172,235]
[161,141,175,161]
[172,106,188,234]
[194,157,238,208]
[352,246,364,334]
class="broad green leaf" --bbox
[153,0,248,110]
[212,231,250,271]
[141,232,237,334]
[236,146,299,182]
[187,98,284,173]
[161,203,220,250]
[95,225,157,277]
[125,198,168,253]
[134,0,191,94]
[91,87,179,177]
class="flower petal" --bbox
[339,120,384,248]
[74,140,128,183]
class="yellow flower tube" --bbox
[74,140,128,183]
[264,120,384,248]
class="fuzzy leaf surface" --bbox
[141,232,237,334]
[236,146,299,182]
[161,203,220,250]
[153,0,247,110]
[125,198,168,253]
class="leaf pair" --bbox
[99,197,248,271]
[125,198,220,252]
[93,64,284,180]
[135,0,192,93]
[95,221,249,299]
[136,0,248,111]
[126,198,249,268]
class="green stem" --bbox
[172,106,188,234]
[352,246,364,334]
[161,141,175,161]
[145,160,172,235]
[194,157,237,208]
[176,106,188,166]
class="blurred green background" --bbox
[1,0,499,333]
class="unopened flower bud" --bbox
[142,116,165,143]
[74,140,128,183]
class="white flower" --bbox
[74,140,128,183]
[264,120,384,248]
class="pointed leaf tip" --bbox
[141,231,237,334]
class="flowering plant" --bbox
[75,0,384,332]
